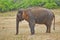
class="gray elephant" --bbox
[16,7,55,35]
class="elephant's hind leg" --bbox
[45,22,52,33]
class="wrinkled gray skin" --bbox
[16,7,55,35]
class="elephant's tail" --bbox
[53,15,55,30]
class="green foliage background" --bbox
[0,0,60,12]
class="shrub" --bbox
[0,0,14,12]
[43,2,57,9]
[55,0,60,6]
[0,0,60,12]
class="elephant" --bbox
[16,7,55,35]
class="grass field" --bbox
[0,9,60,40]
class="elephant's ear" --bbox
[22,10,29,20]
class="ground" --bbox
[0,9,60,40]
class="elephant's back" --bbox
[27,7,54,24]
[29,7,52,18]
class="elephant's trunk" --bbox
[16,17,19,35]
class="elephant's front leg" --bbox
[29,20,35,35]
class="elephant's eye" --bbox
[18,10,23,13]
[18,11,21,13]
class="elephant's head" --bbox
[17,9,24,21]
[16,9,24,35]
[16,9,29,35]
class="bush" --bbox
[43,2,57,9]
[55,0,60,6]
[0,0,60,12]
[0,0,14,12]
